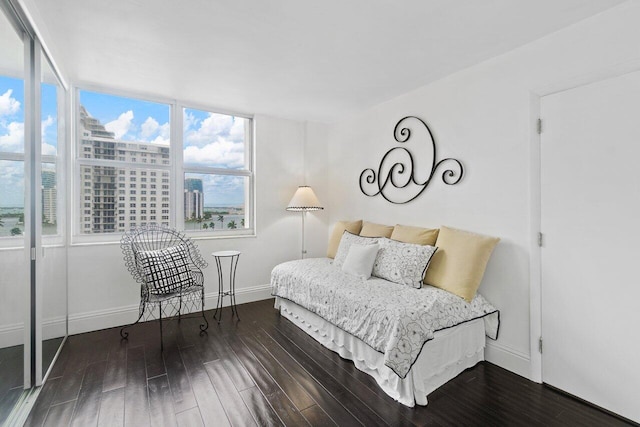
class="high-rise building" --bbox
[79,106,171,233]
[184,178,203,193]
[41,170,57,224]
[184,178,204,220]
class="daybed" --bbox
[270,221,500,407]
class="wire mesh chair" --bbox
[120,223,209,350]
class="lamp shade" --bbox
[286,186,324,211]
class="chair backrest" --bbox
[121,223,208,285]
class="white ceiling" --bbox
[32,0,624,122]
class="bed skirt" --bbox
[275,297,486,407]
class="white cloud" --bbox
[0,121,24,152]
[0,89,20,117]
[138,117,169,145]
[42,143,57,156]
[183,138,244,168]
[140,116,159,139]
[228,118,245,143]
[183,111,197,133]
[185,113,234,147]
[41,115,54,133]
[105,110,134,139]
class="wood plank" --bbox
[123,346,150,427]
[124,386,150,427]
[206,334,254,392]
[300,405,337,427]
[51,368,84,405]
[204,360,256,427]
[147,375,176,427]
[267,327,386,426]
[162,344,197,413]
[239,387,282,427]
[180,345,230,427]
[43,400,76,427]
[70,360,107,427]
[97,387,125,427]
[251,329,363,427]
[176,407,205,427]
[102,341,128,392]
[241,333,315,411]
[225,334,309,426]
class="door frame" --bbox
[529,60,640,383]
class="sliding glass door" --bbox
[0,7,28,422]
[0,1,67,422]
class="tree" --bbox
[196,216,203,229]
[11,227,22,236]
[204,211,212,220]
[218,214,224,228]
[240,218,245,228]
[0,216,3,227]
[18,214,24,224]
[202,223,208,230]
[208,222,215,230]
[227,220,237,229]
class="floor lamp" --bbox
[286,186,323,259]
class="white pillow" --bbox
[333,231,379,268]
[341,243,380,279]
[372,238,437,288]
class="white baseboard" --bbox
[0,322,23,348]
[68,283,273,335]
[0,317,67,348]
[485,341,532,380]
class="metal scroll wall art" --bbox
[359,116,464,204]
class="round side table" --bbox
[211,250,241,322]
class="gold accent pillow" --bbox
[327,220,363,258]
[424,226,499,302]
[390,224,439,246]
[359,221,394,238]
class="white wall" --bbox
[318,1,640,380]
[64,114,324,334]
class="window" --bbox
[75,90,254,238]
[76,90,170,235]
[182,108,252,232]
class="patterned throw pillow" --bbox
[137,244,193,295]
[372,238,437,288]
[333,231,380,268]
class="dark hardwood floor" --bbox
[23,299,634,427]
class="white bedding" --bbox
[271,258,499,378]
[276,297,486,407]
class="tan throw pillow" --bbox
[359,221,394,238]
[327,220,363,258]
[390,224,439,246]
[424,226,499,302]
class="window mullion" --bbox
[172,103,183,231]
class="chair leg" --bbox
[200,289,209,333]
[159,301,164,352]
[120,301,145,339]
[178,296,182,323]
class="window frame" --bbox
[71,86,256,245]
[0,62,66,249]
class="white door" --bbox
[541,70,640,423]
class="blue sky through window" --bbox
[79,90,170,144]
